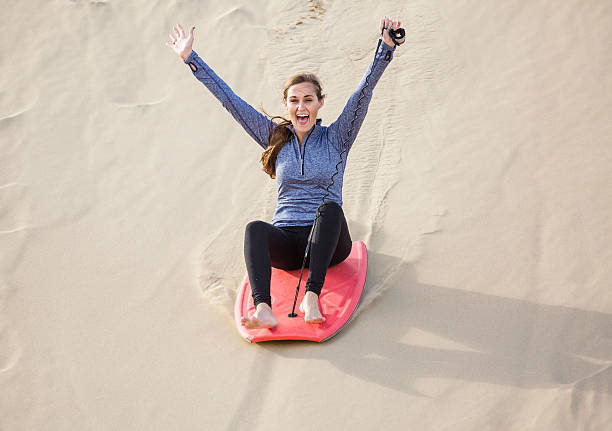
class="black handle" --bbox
[383,27,406,46]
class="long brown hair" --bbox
[260,73,325,179]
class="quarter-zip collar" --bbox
[286,118,323,176]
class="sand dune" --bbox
[2,0,612,429]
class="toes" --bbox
[242,314,279,329]
[243,317,260,329]
[305,316,325,324]
[304,313,325,324]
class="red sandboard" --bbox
[234,241,367,342]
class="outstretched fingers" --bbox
[381,17,401,31]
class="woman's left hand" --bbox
[380,17,401,47]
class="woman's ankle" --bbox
[256,302,273,311]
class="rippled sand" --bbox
[2,1,612,429]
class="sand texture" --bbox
[2,0,612,429]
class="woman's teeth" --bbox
[297,114,309,125]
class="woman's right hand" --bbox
[166,24,194,61]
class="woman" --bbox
[167,18,401,329]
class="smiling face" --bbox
[284,82,325,140]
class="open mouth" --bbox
[296,113,309,126]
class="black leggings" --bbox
[244,201,352,308]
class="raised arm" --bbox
[167,24,272,149]
[183,50,273,149]
[328,18,400,153]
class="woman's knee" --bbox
[316,200,343,218]
[318,200,342,211]
[245,220,270,240]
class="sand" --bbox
[2,0,612,429]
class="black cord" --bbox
[288,29,403,317]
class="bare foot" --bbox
[299,291,326,324]
[241,303,278,329]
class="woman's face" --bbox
[284,82,324,136]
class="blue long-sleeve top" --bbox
[184,40,396,227]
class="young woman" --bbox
[167,18,401,329]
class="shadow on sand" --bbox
[255,251,612,395]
